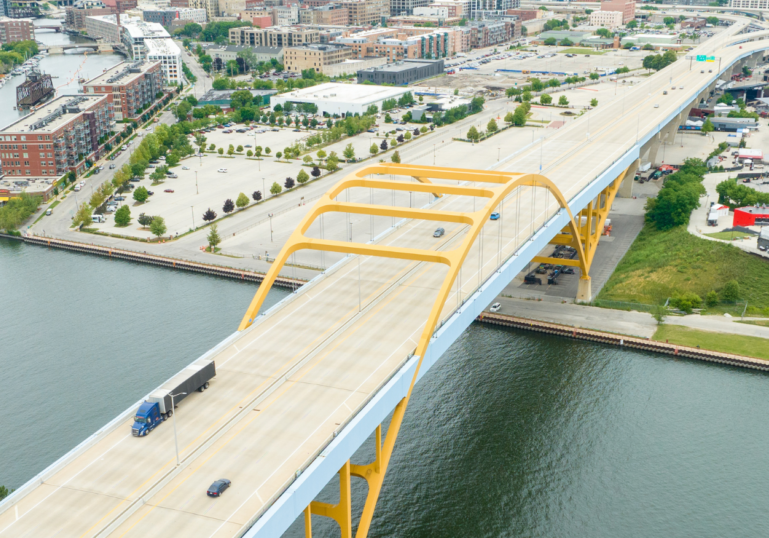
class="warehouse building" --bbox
[270,82,410,116]
[733,204,769,226]
[357,59,444,85]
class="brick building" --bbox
[589,10,622,27]
[0,17,34,42]
[82,60,162,120]
[335,26,453,61]
[0,94,114,178]
[299,4,349,25]
[600,0,635,23]
[284,42,352,73]
[340,0,388,25]
[229,25,319,46]
[65,6,115,31]
[505,8,540,21]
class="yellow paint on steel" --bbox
[238,164,590,537]
[308,461,353,538]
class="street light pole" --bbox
[170,391,186,466]
[269,213,273,242]
[195,171,198,194]
[190,206,195,229]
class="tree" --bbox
[595,28,611,38]
[202,208,217,221]
[404,131,412,141]
[560,38,573,46]
[247,150,253,157]
[276,151,283,160]
[73,203,93,227]
[236,145,244,153]
[522,91,532,102]
[643,43,655,51]
[149,216,167,238]
[223,199,235,213]
[270,181,282,196]
[589,72,600,81]
[467,126,480,142]
[343,143,355,162]
[0,485,13,501]
[138,213,153,228]
[218,148,224,155]
[558,96,569,106]
[627,19,638,29]
[252,190,262,202]
[326,152,340,171]
[504,111,514,124]
[370,143,379,156]
[540,93,552,105]
[487,119,498,133]
[721,280,740,302]
[701,118,714,135]
[285,177,295,189]
[706,290,719,307]
[212,78,229,90]
[133,186,149,203]
[380,139,388,151]
[236,192,249,209]
[391,151,401,163]
[544,37,557,46]
[114,205,131,226]
[590,98,598,107]
[207,223,221,251]
[297,169,309,184]
[317,149,327,161]
[311,166,321,178]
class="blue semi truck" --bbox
[132,359,216,437]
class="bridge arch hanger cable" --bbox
[236,163,591,538]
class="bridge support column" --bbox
[617,159,639,198]
[306,461,352,538]
[577,277,592,302]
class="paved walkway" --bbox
[491,297,769,340]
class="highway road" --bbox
[2,17,766,538]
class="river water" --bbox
[3,237,769,537]
[2,25,769,538]
[0,21,124,129]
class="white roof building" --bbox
[270,83,411,116]
[144,38,182,85]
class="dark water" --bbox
[3,239,769,538]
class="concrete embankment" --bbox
[478,312,769,372]
[1,234,305,289]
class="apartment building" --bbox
[85,13,140,42]
[600,0,634,23]
[189,0,219,21]
[389,0,428,16]
[229,25,319,47]
[141,7,206,25]
[589,10,622,27]
[336,26,453,61]
[284,42,352,74]
[65,5,115,31]
[218,0,246,14]
[82,60,162,120]
[469,0,517,19]
[340,0,388,24]
[0,16,34,43]
[144,38,182,84]
[730,0,769,8]
[0,94,114,178]
[468,19,516,47]
[299,4,349,25]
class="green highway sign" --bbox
[696,55,716,62]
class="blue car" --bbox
[490,212,500,220]
[207,479,231,497]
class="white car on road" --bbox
[217,168,227,173]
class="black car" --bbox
[207,479,231,497]
[147,191,154,196]
[433,227,445,238]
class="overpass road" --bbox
[2,17,768,538]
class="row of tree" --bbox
[645,158,707,230]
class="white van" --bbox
[74,184,81,191]
[92,214,106,223]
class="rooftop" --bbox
[276,82,409,104]
[208,44,283,54]
[199,88,277,101]
[122,20,169,39]
[359,59,442,73]
[144,37,181,56]
[82,60,161,87]
[0,94,108,133]
[287,43,349,51]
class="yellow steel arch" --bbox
[237,164,588,538]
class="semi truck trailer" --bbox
[132,359,216,437]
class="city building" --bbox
[144,38,182,84]
[197,88,276,110]
[467,19,517,48]
[357,58,443,84]
[730,0,769,8]
[284,42,352,73]
[589,10,622,27]
[82,60,163,120]
[299,4,349,25]
[469,0,517,19]
[599,0,634,24]
[0,16,34,43]
[189,0,219,21]
[207,44,284,67]
[239,8,272,27]
[733,205,769,226]
[65,3,115,32]
[270,82,410,115]
[6,0,39,18]
[141,7,206,25]
[121,18,170,58]
[759,227,769,250]
[340,0,388,24]
[680,17,707,29]
[218,0,245,14]
[0,94,114,178]
[335,27,454,61]
[505,8,540,21]
[229,25,319,47]
[85,13,140,42]
[388,13,461,24]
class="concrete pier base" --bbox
[577,277,592,302]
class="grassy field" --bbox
[597,225,769,310]
[736,319,769,327]
[560,48,605,55]
[704,231,752,240]
[653,325,769,361]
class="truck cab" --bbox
[132,401,163,437]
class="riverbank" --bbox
[0,233,306,289]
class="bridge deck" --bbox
[0,19,762,538]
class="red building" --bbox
[82,61,163,121]
[733,205,769,226]
[0,94,114,178]
[0,17,35,44]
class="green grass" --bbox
[653,325,769,361]
[704,231,752,240]
[736,319,769,327]
[559,48,605,55]
[597,224,769,309]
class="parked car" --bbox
[433,227,445,238]
[109,164,116,169]
[147,190,154,196]
[218,168,228,173]
[490,302,501,313]
[182,166,189,170]
[129,178,141,183]
[164,189,175,193]
[207,479,231,497]
[114,196,125,201]
[45,208,52,216]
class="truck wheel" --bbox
[167,410,173,418]
[204,382,210,389]
[199,385,205,392]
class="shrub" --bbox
[720,280,740,302]
[706,290,719,307]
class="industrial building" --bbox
[82,60,163,120]
[357,59,444,85]
[710,116,759,131]
[733,205,769,226]
[269,82,410,116]
[0,94,114,178]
